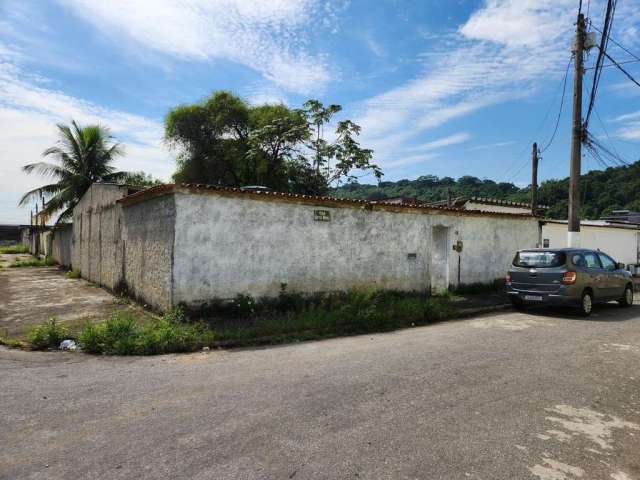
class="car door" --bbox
[582,251,606,300]
[597,253,624,299]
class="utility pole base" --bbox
[567,231,581,248]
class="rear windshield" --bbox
[513,251,566,268]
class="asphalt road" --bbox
[2,303,640,480]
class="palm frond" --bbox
[22,161,68,178]
[18,183,63,206]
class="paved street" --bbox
[2,304,640,480]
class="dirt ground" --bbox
[0,254,146,338]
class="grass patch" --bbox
[23,289,459,355]
[79,308,214,355]
[66,269,81,279]
[207,290,456,343]
[0,244,29,254]
[27,318,69,350]
[8,257,55,268]
[0,337,28,349]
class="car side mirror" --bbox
[616,262,626,270]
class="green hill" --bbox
[332,160,640,220]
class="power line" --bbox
[601,49,640,88]
[585,59,640,70]
[583,0,616,131]
[499,54,574,182]
[589,21,640,62]
[540,56,573,153]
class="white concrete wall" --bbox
[542,222,640,265]
[172,190,540,305]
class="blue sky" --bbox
[1,0,640,223]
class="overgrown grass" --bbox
[66,269,81,279]
[23,289,459,355]
[79,308,214,355]
[27,318,69,350]
[8,257,55,268]
[0,244,29,254]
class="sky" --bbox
[1,0,640,223]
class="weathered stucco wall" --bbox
[171,190,540,306]
[71,184,132,288]
[121,194,175,310]
[50,225,72,267]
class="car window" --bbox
[513,251,566,268]
[598,253,616,271]
[583,252,601,269]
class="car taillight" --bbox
[562,271,577,285]
[506,273,512,284]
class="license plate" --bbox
[524,295,543,301]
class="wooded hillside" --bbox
[332,160,640,219]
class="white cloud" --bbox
[406,133,471,152]
[57,0,332,94]
[612,110,640,140]
[352,0,580,174]
[0,51,173,224]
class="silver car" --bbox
[506,248,634,316]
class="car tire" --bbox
[579,291,593,317]
[510,297,526,310]
[619,285,634,308]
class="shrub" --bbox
[27,318,69,350]
[79,311,214,355]
[66,269,81,279]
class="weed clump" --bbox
[27,318,69,350]
[79,308,213,355]
[66,269,81,279]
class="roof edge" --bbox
[118,183,538,219]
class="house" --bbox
[600,210,640,225]
[69,183,541,311]
[541,219,640,266]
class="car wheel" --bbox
[579,291,593,316]
[619,285,634,307]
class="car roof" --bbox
[517,248,597,253]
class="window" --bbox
[582,252,601,269]
[543,239,550,248]
[598,253,616,271]
[513,251,566,268]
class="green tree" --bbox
[19,121,127,223]
[125,171,164,187]
[165,91,251,185]
[164,91,382,195]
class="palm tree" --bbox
[20,120,128,223]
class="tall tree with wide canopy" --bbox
[19,121,127,223]
[165,91,383,194]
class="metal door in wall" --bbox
[431,225,450,294]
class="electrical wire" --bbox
[583,0,616,131]
[539,56,572,153]
[600,49,640,88]
[589,21,640,62]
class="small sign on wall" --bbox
[314,210,331,222]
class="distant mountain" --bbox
[332,160,640,220]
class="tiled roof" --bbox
[118,183,538,219]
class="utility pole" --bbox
[568,13,586,247]
[531,142,539,215]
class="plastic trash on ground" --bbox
[59,339,77,351]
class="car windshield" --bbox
[513,251,566,268]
